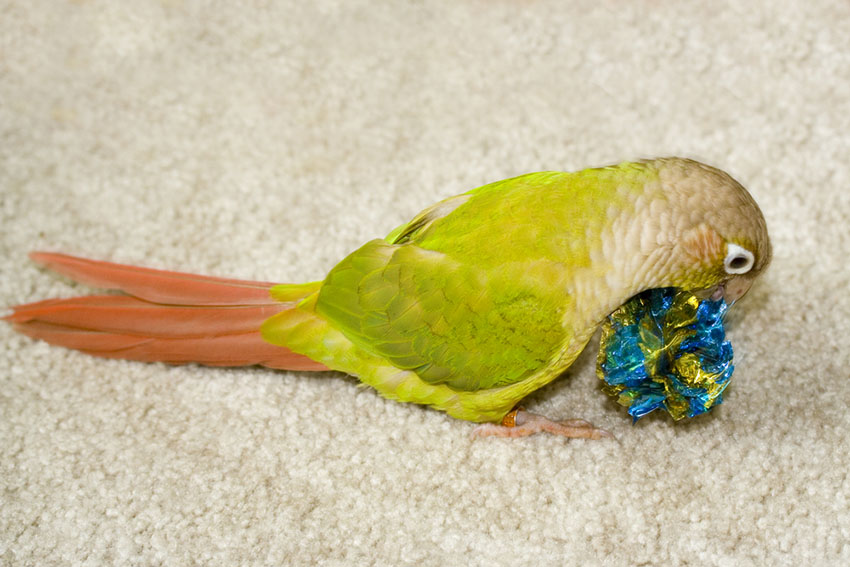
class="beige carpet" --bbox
[2,1,849,565]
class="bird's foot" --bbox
[471,408,614,440]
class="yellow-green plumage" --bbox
[261,158,771,423]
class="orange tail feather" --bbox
[4,252,328,371]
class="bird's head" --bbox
[652,158,772,304]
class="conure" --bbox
[4,158,771,439]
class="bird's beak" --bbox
[694,285,724,302]
[696,276,753,305]
[722,276,753,304]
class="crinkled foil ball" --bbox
[596,287,734,422]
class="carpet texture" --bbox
[2,1,849,565]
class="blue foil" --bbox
[597,288,734,422]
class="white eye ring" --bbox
[724,243,755,274]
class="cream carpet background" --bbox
[2,1,849,565]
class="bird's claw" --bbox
[471,410,614,440]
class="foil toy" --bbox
[597,287,734,422]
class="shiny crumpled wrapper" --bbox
[596,287,734,422]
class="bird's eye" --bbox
[724,243,755,274]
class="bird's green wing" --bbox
[314,237,570,392]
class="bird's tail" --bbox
[3,252,328,371]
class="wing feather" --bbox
[315,239,568,392]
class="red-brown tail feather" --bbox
[4,252,329,371]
